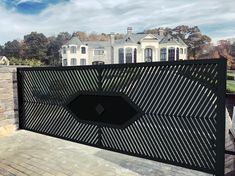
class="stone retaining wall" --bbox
[0,66,25,136]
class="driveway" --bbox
[0,130,210,176]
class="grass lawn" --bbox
[227,70,235,77]
[227,70,235,93]
[227,80,235,93]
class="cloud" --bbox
[2,0,68,14]
[15,0,42,5]
[0,0,234,44]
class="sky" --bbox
[0,0,234,45]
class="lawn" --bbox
[227,70,235,93]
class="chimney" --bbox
[127,27,133,36]
[158,27,164,36]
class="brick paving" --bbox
[0,130,211,176]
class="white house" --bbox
[61,27,188,66]
[61,37,89,66]
[0,56,10,66]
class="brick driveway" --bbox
[0,130,210,176]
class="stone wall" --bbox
[0,66,20,136]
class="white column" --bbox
[115,48,119,64]
[151,48,154,62]
[154,48,158,61]
[142,48,145,62]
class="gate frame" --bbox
[17,58,226,176]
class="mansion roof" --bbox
[114,33,164,45]
[64,32,187,48]
[65,36,83,45]
[84,41,111,48]
[159,34,187,47]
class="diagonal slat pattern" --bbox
[17,59,226,176]
[23,102,98,144]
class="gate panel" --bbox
[17,59,226,175]
[18,68,100,146]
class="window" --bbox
[71,58,77,66]
[94,49,104,55]
[70,46,76,53]
[144,48,152,62]
[81,47,86,54]
[80,58,86,65]
[176,48,179,60]
[126,47,132,63]
[118,48,124,64]
[180,48,183,54]
[160,48,167,61]
[63,47,66,54]
[134,48,137,63]
[63,59,67,66]
[168,48,175,61]
[92,61,105,65]
[184,48,187,54]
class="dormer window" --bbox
[70,46,77,53]
[168,37,173,41]
[81,47,86,54]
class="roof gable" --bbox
[141,34,159,41]
[0,56,8,61]
[113,33,167,46]
[0,56,9,65]
[159,34,187,47]
[65,36,83,46]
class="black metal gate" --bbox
[17,59,226,175]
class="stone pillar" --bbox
[0,66,20,136]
